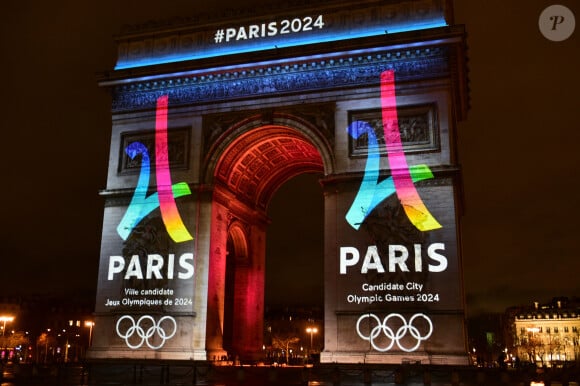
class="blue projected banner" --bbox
[115,1,449,69]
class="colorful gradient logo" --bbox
[117,95,193,243]
[346,70,441,232]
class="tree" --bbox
[36,333,58,363]
[271,334,300,364]
[518,331,543,364]
[0,331,30,363]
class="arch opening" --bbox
[264,172,325,363]
[207,123,325,361]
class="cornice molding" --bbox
[109,45,450,112]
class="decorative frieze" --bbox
[118,128,190,174]
[349,103,439,157]
[202,104,335,157]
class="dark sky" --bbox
[0,1,578,316]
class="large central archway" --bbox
[204,113,330,360]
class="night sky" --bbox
[0,1,578,316]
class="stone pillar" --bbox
[205,197,228,360]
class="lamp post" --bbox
[306,327,318,353]
[0,316,14,361]
[0,316,14,336]
[85,321,94,347]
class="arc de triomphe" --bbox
[90,0,470,365]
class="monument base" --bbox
[320,351,470,366]
[87,347,207,361]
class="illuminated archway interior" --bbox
[214,125,325,210]
[207,124,324,360]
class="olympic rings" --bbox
[116,315,177,350]
[356,313,433,352]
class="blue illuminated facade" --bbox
[114,2,448,70]
[110,44,451,111]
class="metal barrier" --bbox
[2,361,579,385]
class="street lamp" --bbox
[0,316,14,336]
[85,321,94,347]
[306,327,318,353]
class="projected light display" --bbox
[356,313,433,352]
[93,0,468,363]
[345,121,434,230]
[116,315,177,350]
[96,95,195,350]
[117,95,193,243]
[115,11,447,70]
[379,70,441,232]
[342,70,452,352]
[346,70,441,232]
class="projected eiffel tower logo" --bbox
[346,70,442,232]
[117,95,193,243]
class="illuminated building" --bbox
[91,0,470,365]
[0,295,94,363]
[511,298,580,366]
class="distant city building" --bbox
[0,295,94,363]
[509,297,580,366]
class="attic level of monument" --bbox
[110,0,450,70]
[104,35,467,116]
